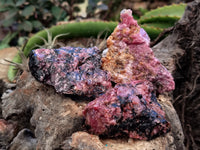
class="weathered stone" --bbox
[0,119,16,149]
[62,131,105,150]
[8,129,36,150]
[1,69,181,150]
[157,95,185,150]
[2,72,85,150]
[62,131,175,150]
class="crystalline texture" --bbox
[83,9,173,140]
[29,47,112,97]
[102,9,175,93]
[83,81,170,140]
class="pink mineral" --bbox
[83,81,170,140]
[102,9,175,93]
[29,47,112,97]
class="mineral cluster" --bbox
[102,9,175,93]
[83,81,170,140]
[29,9,175,141]
[29,46,112,97]
[83,9,174,140]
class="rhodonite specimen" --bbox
[29,46,111,97]
[102,9,175,93]
[83,81,170,140]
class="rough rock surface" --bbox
[29,46,111,97]
[62,131,175,150]
[0,119,17,149]
[2,72,85,150]
[102,9,174,93]
[83,81,170,140]
[1,4,194,150]
[0,71,181,150]
[8,129,36,150]
[62,131,105,150]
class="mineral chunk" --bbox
[83,81,170,140]
[102,9,175,93]
[29,47,111,97]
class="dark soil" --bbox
[172,1,200,149]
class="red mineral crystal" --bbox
[83,81,170,140]
[102,9,175,93]
[29,47,112,97]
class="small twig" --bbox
[2,40,29,76]
[51,33,69,48]
[187,124,199,150]
[185,74,200,98]
[21,40,28,52]
[35,36,48,46]
[86,37,95,47]
[55,42,65,48]
[0,61,14,66]
[179,74,199,132]
[36,29,69,49]
[3,59,23,66]
[175,55,182,70]
[173,94,182,104]
[17,47,28,68]
[150,27,174,47]
[181,89,186,129]
[96,29,109,51]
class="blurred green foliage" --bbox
[0,1,186,50]
[0,0,84,49]
[87,0,122,20]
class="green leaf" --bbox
[8,8,18,15]
[22,5,35,17]
[139,4,186,24]
[2,8,18,27]
[19,21,33,32]
[0,6,9,12]
[1,32,18,44]
[0,0,6,5]
[32,20,43,29]
[5,0,15,6]
[2,17,16,27]
[51,6,63,20]
[139,8,148,16]
[5,0,14,5]
[0,44,9,50]
[142,22,174,29]
[0,32,18,50]
[16,0,26,6]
